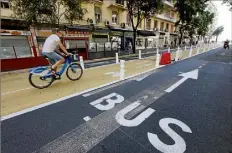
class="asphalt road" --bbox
[2,47,232,153]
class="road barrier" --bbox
[139,50,142,59]
[120,60,125,80]
[80,56,85,70]
[116,53,119,64]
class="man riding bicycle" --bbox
[42,28,72,78]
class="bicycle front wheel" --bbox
[29,70,54,89]
[66,63,83,81]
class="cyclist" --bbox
[42,28,72,78]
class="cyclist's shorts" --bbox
[42,51,63,64]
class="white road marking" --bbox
[221,52,225,55]
[198,66,203,69]
[83,116,91,122]
[1,87,33,96]
[165,69,199,93]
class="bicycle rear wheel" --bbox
[29,70,54,89]
[66,63,83,81]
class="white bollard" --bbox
[168,47,170,53]
[197,46,200,55]
[155,54,160,68]
[79,56,85,70]
[175,47,180,61]
[120,60,125,80]
[184,45,187,51]
[139,50,141,59]
[116,53,119,63]
[189,46,193,57]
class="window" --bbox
[95,6,101,23]
[160,22,164,31]
[1,1,9,9]
[112,11,118,24]
[116,0,124,5]
[126,13,131,26]
[154,20,158,28]
[171,25,174,32]
[166,23,169,31]
[146,19,151,30]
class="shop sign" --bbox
[93,32,108,36]
[36,30,52,37]
[66,31,92,37]
[124,32,133,37]
[0,30,31,36]
[110,31,123,36]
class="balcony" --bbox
[107,0,127,10]
[156,13,176,23]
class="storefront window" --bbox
[136,38,145,49]
[1,36,32,59]
[146,38,153,48]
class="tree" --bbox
[174,0,208,46]
[11,0,87,27]
[125,0,164,53]
[212,26,224,42]
[195,11,215,43]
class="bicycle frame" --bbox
[29,56,73,79]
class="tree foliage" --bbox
[125,0,164,53]
[11,0,87,26]
[212,26,224,42]
[174,0,208,45]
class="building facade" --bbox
[1,0,178,71]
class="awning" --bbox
[108,26,133,32]
[65,25,92,32]
[137,30,156,36]
[94,27,110,33]
[170,32,178,36]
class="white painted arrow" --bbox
[165,69,199,93]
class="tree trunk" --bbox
[133,29,136,54]
[178,29,183,47]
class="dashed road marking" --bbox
[83,116,91,122]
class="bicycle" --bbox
[29,53,83,89]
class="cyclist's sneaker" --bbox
[52,74,61,80]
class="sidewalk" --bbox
[1,45,215,117]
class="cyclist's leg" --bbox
[49,52,65,71]
[42,52,65,73]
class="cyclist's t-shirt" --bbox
[42,34,60,53]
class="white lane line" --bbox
[221,52,225,55]
[198,66,203,69]
[83,116,91,122]
[1,67,158,121]
[2,87,33,96]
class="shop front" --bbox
[64,25,92,60]
[1,29,46,71]
[88,27,110,59]
[136,30,157,52]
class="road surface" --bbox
[2,46,232,153]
